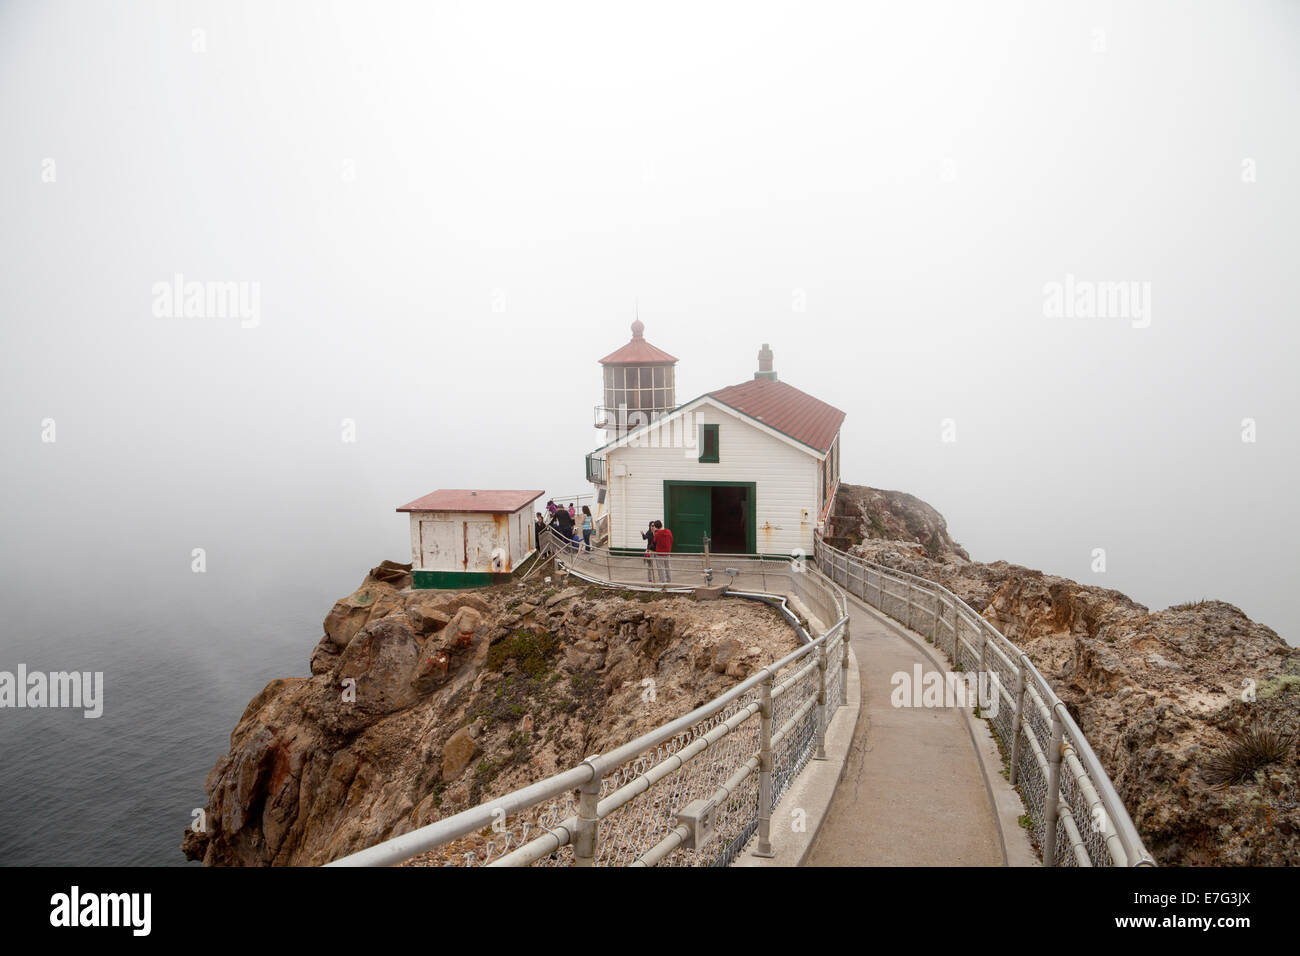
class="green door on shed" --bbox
[665,483,710,553]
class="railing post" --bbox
[840,622,850,708]
[905,585,915,631]
[1009,655,1027,786]
[815,645,828,760]
[573,765,601,866]
[952,606,961,667]
[1044,707,1065,867]
[753,672,776,858]
[978,629,988,714]
[931,597,939,644]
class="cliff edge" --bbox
[832,482,1299,865]
[182,566,796,866]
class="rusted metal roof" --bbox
[598,319,679,365]
[396,490,545,513]
[708,379,845,454]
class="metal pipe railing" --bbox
[812,533,1154,867]
[329,553,850,868]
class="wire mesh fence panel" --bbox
[418,793,580,867]
[824,634,844,720]
[594,692,763,867]
[810,534,1151,868]
[983,639,1019,761]
[1061,726,1118,868]
[770,661,821,810]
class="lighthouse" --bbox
[593,318,678,442]
[585,324,846,557]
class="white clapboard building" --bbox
[585,322,844,558]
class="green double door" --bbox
[664,481,756,554]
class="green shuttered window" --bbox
[699,424,719,463]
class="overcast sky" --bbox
[2,0,1297,643]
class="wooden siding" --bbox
[604,402,822,557]
[407,504,535,573]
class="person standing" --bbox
[534,512,546,549]
[551,505,575,551]
[653,521,674,583]
[580,505,594,552]
[641,520,657,583]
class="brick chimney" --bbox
[755,343,777,381]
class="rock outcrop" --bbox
[182,570,797,866]
[834,485,1300,866]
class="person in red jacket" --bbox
[652,521,674,583]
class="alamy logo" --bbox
[0,666,103,718]
[50,886,150,936]
[1042,273,1151,328]
[151,273,261,328]
[890,664,1000,717]
[613,408,705,459]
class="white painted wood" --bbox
[418,519,458,569]
[407,502,539,573]
[602,402,823,556]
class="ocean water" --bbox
[0,599,316,867]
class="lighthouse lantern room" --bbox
[594,319,678,440]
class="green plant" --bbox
[1257,674,1300,700]
[487,627,558,677]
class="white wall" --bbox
[407,503,537,573]
[604,402,822,556]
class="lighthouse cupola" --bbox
[595,318,678,435]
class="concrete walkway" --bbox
[804,597,1006,866]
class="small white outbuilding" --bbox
[396,489,544,588]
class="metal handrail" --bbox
[329,555,850,867]
[584,454,608,484]
[812,533,1154,867]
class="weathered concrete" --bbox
[803,594,1026,866]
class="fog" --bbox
[2,0,1297,644]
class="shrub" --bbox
[1203,725,1294,788]
[486,628,558,677]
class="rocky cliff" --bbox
[833,483,1300,865]
[182,565,797,866]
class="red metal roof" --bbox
[707,379,845,454]
[598,339,678,364]
[396,489,544,513]
[598,320,678,365]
